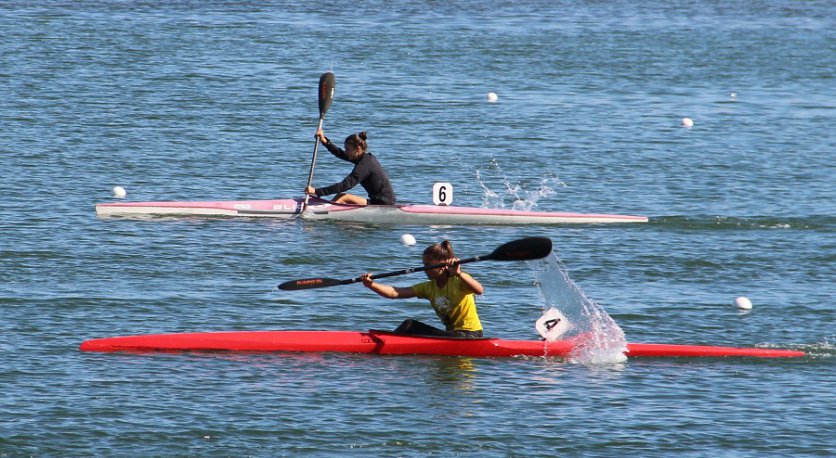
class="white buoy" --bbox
[487,92,498,102]
[730,92,737,99]
[681,117,694,128]
[734,296,753,310]
[112,186,127,198]
[400,234,416,246]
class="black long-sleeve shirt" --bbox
[315,139,396,205]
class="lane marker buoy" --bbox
[400,234,416,246]
[734,296,753,310]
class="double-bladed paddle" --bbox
[302,71,336,212]
[278,237,553,291]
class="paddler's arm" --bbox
[454,272,483,295]
[360,273,416,299]
[316,128,348,160]
[313,171,360,197]
[447,259,483,295]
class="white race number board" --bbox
[535,308,572,342]
[432,182,453,206]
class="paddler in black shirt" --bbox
[305,129,396,206]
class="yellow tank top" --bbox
[411,274,482,332]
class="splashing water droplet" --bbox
[528,253,628,364]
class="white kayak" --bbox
[95,197,648,225]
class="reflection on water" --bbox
[425,356,479,392]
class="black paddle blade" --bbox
[278,277,341,291]
[318,72,335,116]
[488,237,552,261]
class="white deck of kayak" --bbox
[95,197,648,225]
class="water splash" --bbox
[529,252,628,365]
[801,336,836,359]
[475,159,566,211]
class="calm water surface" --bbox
[1,1,834,456]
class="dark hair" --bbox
[344,131,368,153]
[423,240,455,261]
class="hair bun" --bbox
[358,131,367,141]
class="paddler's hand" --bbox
[305,186,316,196]
[446,258,462,277]
[360,273,374,288]
[315,128,326,144]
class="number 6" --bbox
[432,182,453,206]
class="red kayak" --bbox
[79,329,806,358]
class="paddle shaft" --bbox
[283,256,490,290]
[278,236,552,291]
[302,116,325,208]
[358,254,489,283]
[302,72,335,211]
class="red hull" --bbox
[79,330,805,358]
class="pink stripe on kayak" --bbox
[400,205,648,221]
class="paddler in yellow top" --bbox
[360,240,484,339]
